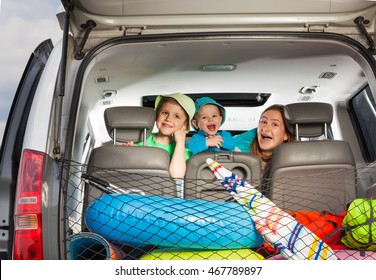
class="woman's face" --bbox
[156,100,188,136]
[257,109,288,152]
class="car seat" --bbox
[266,102,357,213]
[184,151,261,201]
[84,106,174,207]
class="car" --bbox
[1,0,376,260]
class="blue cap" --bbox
[192,97,226,130]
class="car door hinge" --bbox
[305,24,329,32]
[354,16,376,55]
[121,26,147,36]
[74,20,97,60]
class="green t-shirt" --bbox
[136,133,192,161]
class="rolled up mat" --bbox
[85,193,264,250]
[140,248,265,260]
[69,232,125,260]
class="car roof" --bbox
[62,0,376,50]
[68,0,375,16]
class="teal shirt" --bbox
[234,128,257,152]
[136,133,192,161]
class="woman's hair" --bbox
[250,104,295,163]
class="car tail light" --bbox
[13,149,46,260]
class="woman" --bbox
[250,104,295,176]
[235,104,295,176]
[245,104,295,196]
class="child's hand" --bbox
[123,141,135,146]
[206,135,223,149]
[172,130,186,143]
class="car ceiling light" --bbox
[200,64,237,71]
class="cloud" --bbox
[0,0,62,89]
[0,0,62,141]
[1,17,61,85]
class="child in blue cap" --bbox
[187,97,236,155]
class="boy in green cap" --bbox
[124,93,195,179]
[187,97,236,155]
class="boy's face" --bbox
[156,100,188,136]
[192,104,222,136]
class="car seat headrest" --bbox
[104,106,156,143]
[284,102,333,139]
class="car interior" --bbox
[58,1,376,260]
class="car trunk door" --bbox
[0,39,53,260]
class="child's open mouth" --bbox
[207,124,216,131]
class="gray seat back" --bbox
[267,102,356,213]
[85,107,174,206]
[185,152,261,201]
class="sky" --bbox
[0,0,62,144]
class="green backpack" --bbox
[341,198,376,251]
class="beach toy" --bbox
[85,193,264,250]
[140,248,265,260]
[206,158,337,260]
[341,198,376,251]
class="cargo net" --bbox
[61,160,376,260]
